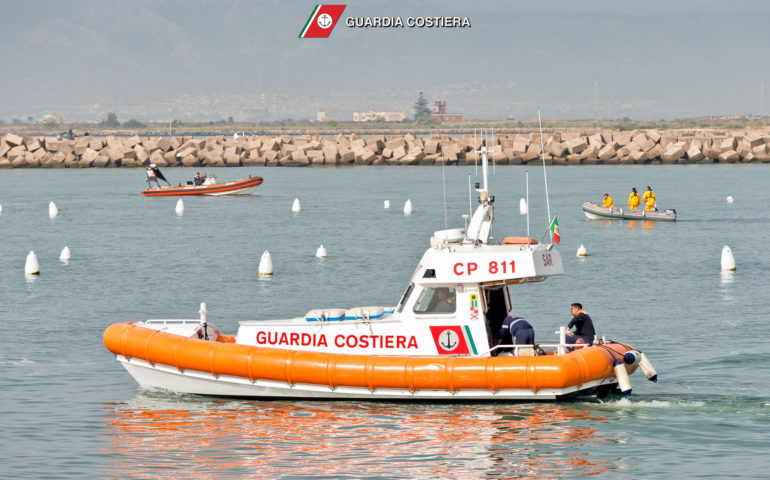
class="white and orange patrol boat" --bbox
[141,164,263,197]
[105,146,657,401]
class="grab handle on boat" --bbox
[556,326,566,355]
[199,303,207,324]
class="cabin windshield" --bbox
[413,287,456,314]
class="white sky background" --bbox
[2,0,770,122]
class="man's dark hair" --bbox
[571,302,582,310]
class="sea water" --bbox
[1,165,768,479]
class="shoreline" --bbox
[2,128,769,168]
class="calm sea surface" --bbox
[1,165,769,479]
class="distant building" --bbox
[431,100,463,123]
[315,109,337,122]
[353,111,407,122]
[39,113,66,124]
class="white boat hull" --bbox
[205,185,258,196]
[117,355,616,401]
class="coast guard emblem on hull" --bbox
[429,326,470,355]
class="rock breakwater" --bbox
[2,129,770,168]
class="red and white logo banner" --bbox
[429,326,470,355]
[299,5,346,38]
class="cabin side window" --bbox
[413,287,456,314]
[397,283,415,313]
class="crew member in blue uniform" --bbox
[566,303,596,346]
[497,315,535,355]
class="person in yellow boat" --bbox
[602,193,614,208]
[628,187,640,210]
[642,186,656,211]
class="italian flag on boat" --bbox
[549,216,560,244]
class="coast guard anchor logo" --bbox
[429,326,469,355]
[299,5,346,38]
[317,13,333,28]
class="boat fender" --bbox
[613,360,632,395]
[638,351,658,382]
[623,350,642,366]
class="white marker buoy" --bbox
[292,198,301,213]
[576,244,588,257]
[175,199,184,216]
[25,250,40,275]
[519,198,528,215]
[59,246,71,261]
[721,245,736,271]
[403,199,413,215]
[48,201,58,218]
[258,250,273,275]
[0,204,3,213]
[316,245,327,258]
[384,200,390,209]
[726,195,734,204]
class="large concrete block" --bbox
[4,133,23,146]
[391,146,406,161]
[424,139,439,154]
[89,138,104,150]
[92,154,110,168]
[613,131,632,146]
[149,150,165,166]
[686,145,704,163]
[547,141,566,157]
[646,144,663,161]
[224,152,242,166]
[719,137,737,152]
[746,132,766,148]
[629,150,647,163]
[7,145,27,161]
[659,136,677,148]
[646,130,661,143]
[512,139,529,153]
[717,150,739,163]
[339,149,355,164]
[582,144,599,160]
[736,140,751,158]
[661,143,685,162]
[565,137,588,154]
[26,138,42,152]
[751,143,767,155]
[587,133,604,148]
[182,154,200,167]
[703,147,720,161]
[134,145,149,164]
[598,144,617,161]
[163,151,179,164]
[323,147,338,164]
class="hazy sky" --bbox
[3,0,770,122]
